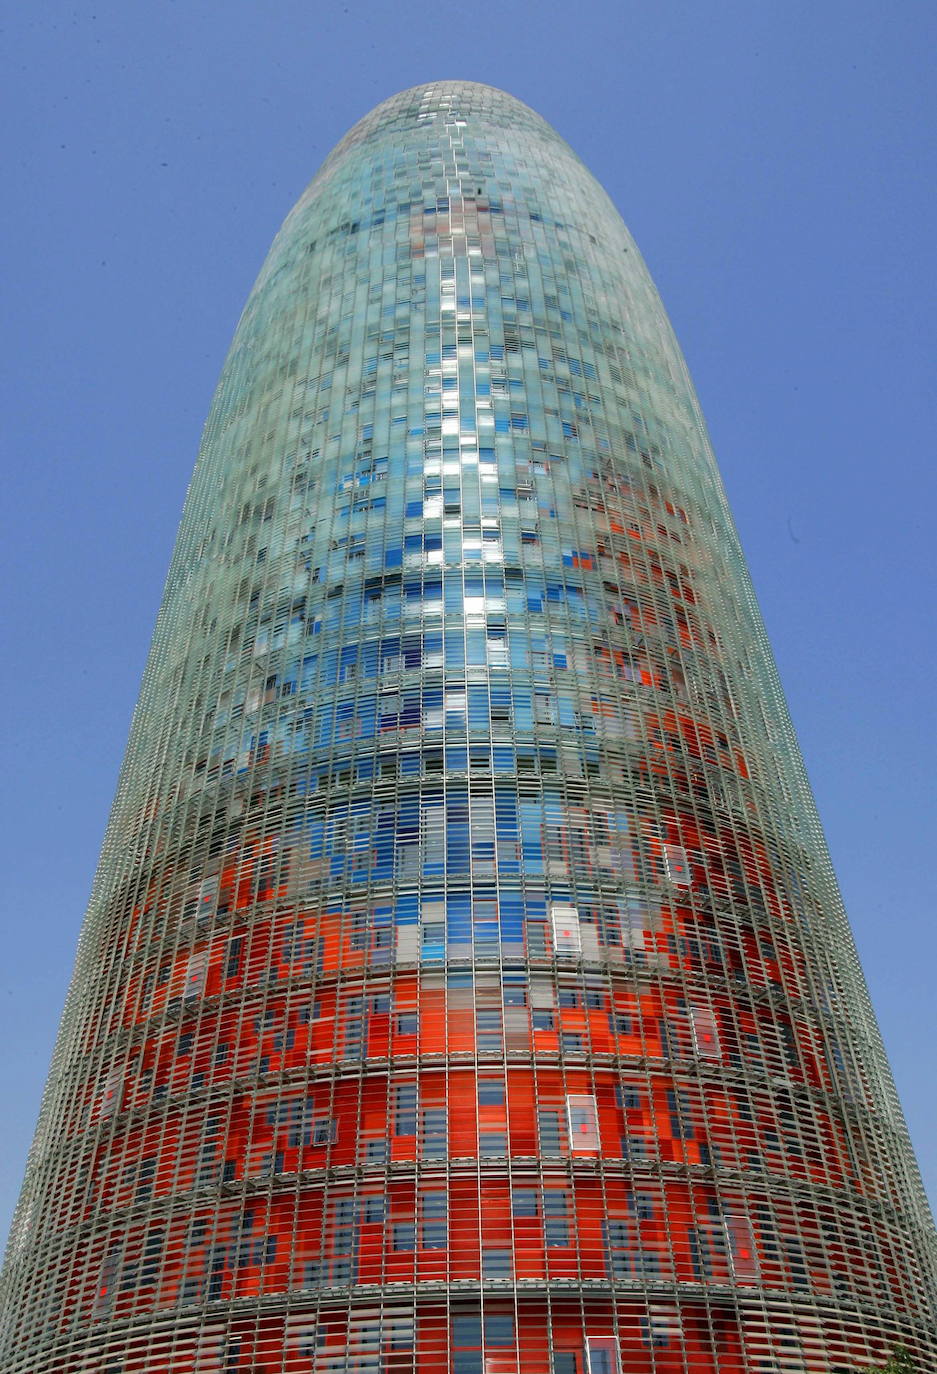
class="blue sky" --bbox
[1,0,935,1239]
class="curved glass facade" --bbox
[1,81,934,1374]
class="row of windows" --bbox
[81,1069,871,1228]
[102,987,825,1116]
[85,1171,884,1324]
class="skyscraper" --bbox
[1,77,934,1372]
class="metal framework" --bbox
[1,81,934,1374]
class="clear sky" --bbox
[1,1,935,1241]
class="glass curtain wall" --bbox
[1,81,934,1374]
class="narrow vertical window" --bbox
[538,1107,565,1155]
[395,1083,417,1136]
[566,1093,599,1152]
[421,1106,447,1159]
[550,903,581,956]
[690,1003,721,1059]
[726,1214,759,1280]
[585,1335,620,1374]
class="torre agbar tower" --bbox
[2,82,936,1374]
